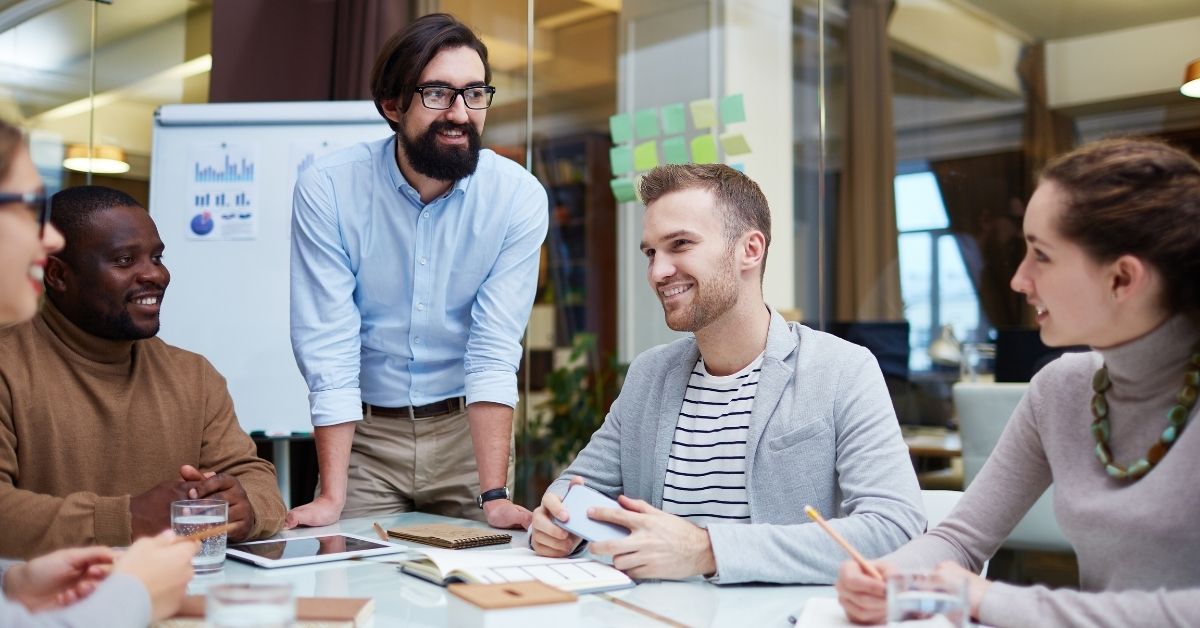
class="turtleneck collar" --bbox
[1097,314,1200,398]
[38,299,136,366]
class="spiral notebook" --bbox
[387,523,512,549]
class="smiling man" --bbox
[529,164,924,584]
[287,13,548,529]
[0,185,285,559]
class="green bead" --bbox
[1127,459,1151,478]
[1180,385,1198,407]
[1163,425,1178,443]
[1092,368,1111,392]
[1091,395,1108,418]
[1095,443,1111,465]
[1091,420,1110,442]
[1186,370,1200,388]
[1168,405,1188,426]
[1105,464,1126,478]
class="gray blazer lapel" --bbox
[649,342,699,509]
[744,311,799,490]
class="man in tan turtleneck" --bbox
[0,185,284,559]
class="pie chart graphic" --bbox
[190,211,215,236]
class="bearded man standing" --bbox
[528,164,924,584]
[287,13,547,529]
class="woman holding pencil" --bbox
[0,119,197,626]
[837,137,1200,627]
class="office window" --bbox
[895,169,984,371]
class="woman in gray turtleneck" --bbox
[837,137,1200,628]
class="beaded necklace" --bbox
[1090,342,1200,480]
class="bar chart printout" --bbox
[186,142,261,240]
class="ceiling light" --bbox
[1182,58,1200,99]
[62,144,130,174]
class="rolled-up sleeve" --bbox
[290,168,364,427]
[463,182,549,408]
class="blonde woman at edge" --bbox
[0,119,197,626]
[836,137,1200,627]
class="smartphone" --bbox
[553,484,632,543]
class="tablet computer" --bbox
[226,533,408,568]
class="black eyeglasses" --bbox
[414,85,496,110]
[0,192,52,237]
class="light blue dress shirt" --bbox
[290,136,549,427]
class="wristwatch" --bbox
[476,487,510,509]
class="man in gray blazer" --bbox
[529,164,924,584]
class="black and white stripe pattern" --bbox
[662,353,762,526]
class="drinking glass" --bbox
[207,583,295,628]
[171,499,228,573]
[886,571,968,627]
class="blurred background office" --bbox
[4,0,1198,590]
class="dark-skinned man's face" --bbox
[47,205,169,340]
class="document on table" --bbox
[399,547,634,594]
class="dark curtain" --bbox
[211,0,413,102]
[930,151,1027,329]
[836,0,903,321]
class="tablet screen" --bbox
[230,535,390,560]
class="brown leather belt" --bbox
[363,397,465,420]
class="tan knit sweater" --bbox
[0,302,285,558]
[888,315,1200,627]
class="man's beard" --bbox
[401,120,482,182]
[664,248,740,333]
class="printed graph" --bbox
[193,154,256,183]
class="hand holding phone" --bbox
[553,484,632,543]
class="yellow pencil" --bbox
[804,505,883,580]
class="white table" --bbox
[191,512,837,627]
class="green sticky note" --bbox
[633,141,659,171]
[660,103,687,135]
[610,177,637,203]
[635,109,660,139]
[691,135,718,164]
[720,132,752,156]
[662,136,689,165]
[720,93,747,124]
[609,113,632,144]
[609,146,633,174]
[689,98,717,129]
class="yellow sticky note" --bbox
[689,99,717,130]
[610,177,637,203]
[720,132,752,156]
[691,135,718,164]
[634,141,659,171]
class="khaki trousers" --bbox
[332,407,513,522]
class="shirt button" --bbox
[422,211,430,219]
[416,303,425,311]
[414,336,421,344]
[420,257,428,265]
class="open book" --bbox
[400,547,634,594]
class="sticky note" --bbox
[728,163,745,172]
[609,113,632,144]
[635,109,660,139]
[720,93,747,124]
[660,103,687,135]
[609,146,633,174]
[634,141,659,171]
[662,136,689,165]
[689,99,717,129]
[720,132,752,156]
[691,135,718,164]
[610,177,637,203]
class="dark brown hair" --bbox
[0,119,23,182]
[1041,137,1200,316]
[639,164,773,282]
[370,13,490,133]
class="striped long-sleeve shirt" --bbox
[662,352,763,526]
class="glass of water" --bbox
[886,571,968,627]
[207,583,295,628]
[171,499,228,574]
